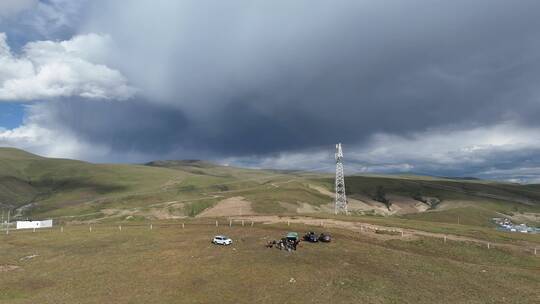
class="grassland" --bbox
[1,148,323,219]
[0,220,538,304]
[2,148,540,303]
[315,175,540,226]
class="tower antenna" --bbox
[335,143,348,214]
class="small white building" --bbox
[16,219,53,230]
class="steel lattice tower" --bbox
[335,143,348,214]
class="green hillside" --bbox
[0,148,539,228]
[0,148,183,219]
[318,175,540,226]
[0,148,323,220]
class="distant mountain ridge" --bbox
[146,159,219,169]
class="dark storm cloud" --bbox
[30,98,330,156]
[6,0,540,180]
[28,99,189,154]
[70,0,540,153]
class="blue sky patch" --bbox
[0,103,25,129]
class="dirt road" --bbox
[231,215,539,253]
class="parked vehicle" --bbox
[212,235,233,245]
[319,233,332,242]
[286,232,299,241]
[303,231,319,242]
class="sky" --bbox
[1,0,540,182]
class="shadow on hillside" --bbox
[27,177,128,194]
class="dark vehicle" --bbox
[286,232,299,241]
[319,233,332,242]
[278,237,299,251]
[303,231,319,242]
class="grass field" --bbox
[1,220,539,304]
[2,148,540,303]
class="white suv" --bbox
[212,235,232,245]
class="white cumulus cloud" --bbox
[225,122,540,182]
[0,32,135,101]
[0,107,116,161]
[0,103,158,163]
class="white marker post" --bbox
[150,224,153,230]
[119,225,122,231]
[6,210,9,235]
[216,220,218,227]
[444,235,447,243]
[242,220,244,227]
[61,226,64,233]
[229,220,232,227]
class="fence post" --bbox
[182,223,185,229]
[33,228,36,233]
[216,220,218,227]
[535,248,537,255]
[242,220,245,227]
[401,231,404,237]
[444,235,447,243]
[61,226,64,233]
[5,209,9,235]
[487,242,490,249]
[287,220,290,226]
[89,226,92,232]
[150,224,153,230]
[119,225,122,231]
[251,221,254,227]
[229,220,232,227]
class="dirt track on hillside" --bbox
[231,215,539,252]
[197,196,254,217]
[308,184,430,215]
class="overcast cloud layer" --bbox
[1,0,540,182]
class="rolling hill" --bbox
[0,148,539,227]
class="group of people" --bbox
[266,238,300,251]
